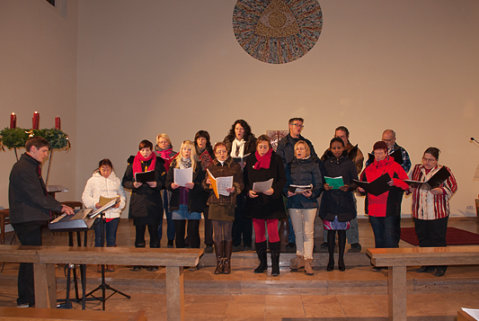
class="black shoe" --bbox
[319,242,329,253]
[232,244,243,252]
[372,266,386,272]
[146,266,159,271]
[416,266,434,273]
[348,243,362,253]
[338,259,345,271]
[167,240,174,248]
[131,266,141,271]
[327,259,334,271]
[434,266,447,277]
[285,242,296,253]
[204,245,213,253]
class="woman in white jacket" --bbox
[82,159,126,271]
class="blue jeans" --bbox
[369,216,400,248]
[158,190,175,241]
[94,218,119,247]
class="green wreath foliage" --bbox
[0,128,69,150]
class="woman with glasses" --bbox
[155,133,177,248]
[203,142,243,274]
[409,147,457,277]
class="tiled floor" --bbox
[0,217,478,320]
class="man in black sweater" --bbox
[9,136,74,307]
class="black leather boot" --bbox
[269,241,281,276]
[254,241,267,273]
[223,240,232,274]
[327,230,335,271]
[214,241,224,274]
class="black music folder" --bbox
[405,166,450,189]
[134,170,155,183]
[353,173,391,196]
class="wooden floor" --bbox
[1,217,478,320]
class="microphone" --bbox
[471,137,479,145]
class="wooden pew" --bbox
[0,245,203,321]
[367,246,479,321]
[0,307,147,321]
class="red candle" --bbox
[10,113,16,129]
[55,116,61,130]
[32,111,39,130]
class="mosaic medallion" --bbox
[233,0,323,64]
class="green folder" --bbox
[324,176,344,189]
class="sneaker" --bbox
[16,303,31,308]
[204,245,213,253]
[319,242,329,253]
[348,243,362,253]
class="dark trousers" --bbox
[135,223,160,248]
[203,206,213,246]
[13,222,43,305]
[232,194,252,247]
[174,220,200,248]
[369,215,401,248]
[158,190,175,241]
[94,218,119,247]
[414,216,448,247]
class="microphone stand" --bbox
[84,210,130,310]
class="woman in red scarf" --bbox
[155,133,177,248]
[244,135,286,276]
[122,139,165,271]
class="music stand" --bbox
[84,201,130,310]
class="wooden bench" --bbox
[0,245,203,321]
[0,307,146,321]
[367,246,479,321]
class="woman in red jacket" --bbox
[358,141,409,249]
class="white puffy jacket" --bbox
[82,171,126,219]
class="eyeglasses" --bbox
[291,123,304,128]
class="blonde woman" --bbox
[166,140,206,248]
[285,141,322,275]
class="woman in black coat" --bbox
[319,137,358,272]
[122,139,165,271]
[244,135,286,276]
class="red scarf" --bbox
[156,148,176,171]
[132,151,156,175]
[254,149,273,170]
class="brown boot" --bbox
[290,255,304,271]
[223,240,232,274]
[304,259,314,275]
[214,241,224,274]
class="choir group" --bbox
[81,117,458,278]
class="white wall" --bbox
[76,0,479,216]
[1,0,478,217]
[0,0,78,207]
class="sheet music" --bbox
[252,178,273,193]
[217,176,233,196]
[174,167,193,187]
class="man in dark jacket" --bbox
[9,137,74,307]
[276,117,317,251]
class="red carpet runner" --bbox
[400,227,479,246]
